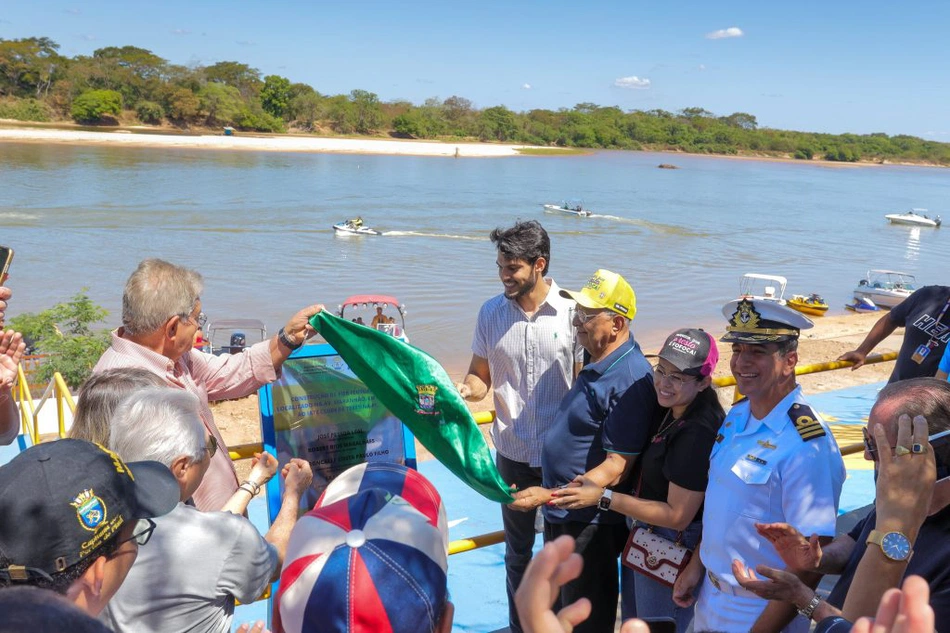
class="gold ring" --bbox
[895,445,911,457]
[912,443,927,454]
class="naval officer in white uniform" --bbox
[677,299,845,633]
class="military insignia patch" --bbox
[746,454,768,465]
[788,404,826,441]
[730,299,761,331]
[715,433,724,443]
[757,439,777,450]
[71,489,107,531]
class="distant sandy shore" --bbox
[0,126,534,158]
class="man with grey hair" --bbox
[103,387,313,633]
[93,258,324,510]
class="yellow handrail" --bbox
[449,530,505,555]
[15,363,37,443]
[711,352,898,389]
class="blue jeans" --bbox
[623,521,703,632]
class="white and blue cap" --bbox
[720,299,813,344]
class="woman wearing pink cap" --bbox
[551,328,724,631]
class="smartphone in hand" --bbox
[641,618,676,633]
[0,245,12,286]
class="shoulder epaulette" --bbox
[788,403,826,441]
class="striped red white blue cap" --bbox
[276,463,449,633]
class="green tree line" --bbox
[2,36,949,164]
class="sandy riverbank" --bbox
[0,126,534,158]
[216,310,900,474]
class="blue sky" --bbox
[3,1,948,140]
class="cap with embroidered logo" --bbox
[0,439,180,580]
[720,298,813,344]
[559,269,637,319]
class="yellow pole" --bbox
[448,530,505,555]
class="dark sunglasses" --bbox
[114,518,157,549]
[204,434,218,458]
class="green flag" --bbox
[310,311,514,503]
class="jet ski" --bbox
[333,219,381,236]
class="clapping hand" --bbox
[0,330,25,393]
[732,559,814,606]
[755,522,822,573]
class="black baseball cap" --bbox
[648,328,719,377]
[0,439,179,580]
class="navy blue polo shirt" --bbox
[541,336,656,525]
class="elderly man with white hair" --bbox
[102,388,313,633]
[93,258,324,511]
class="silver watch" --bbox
[797,594,821,619]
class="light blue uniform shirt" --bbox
[694,386,845,633]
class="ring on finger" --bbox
[912,443,926,454]
[895,445,912,457]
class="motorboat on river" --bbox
[884,209,941,228]
[338,294,409,343]
[739,273,787,305]
[333,218,381,236]
[853,270,916,308]
[787,293,829,317]
[543,200,592,217]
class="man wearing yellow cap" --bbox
[511,269,657,633]
[677,299,845,633]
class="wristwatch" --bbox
[597,488,613,511]
[866,529,913,561]
[797,593,822,620]
[278,327,303,350]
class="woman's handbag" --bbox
[621,525,693,588]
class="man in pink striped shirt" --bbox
[93,259,323,511]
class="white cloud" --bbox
[698,64,706,71]
[614,76,651,89]
[79,34,96,41]
[171,28,191,36]
[236,40,256,46]
[706,27,743,40]
[522,83,532,90]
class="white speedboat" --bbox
[333,221,381,236]
[738,273,788,305]
[885,209,941,228]
[854,270,916,308]
[543,200,592,217]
